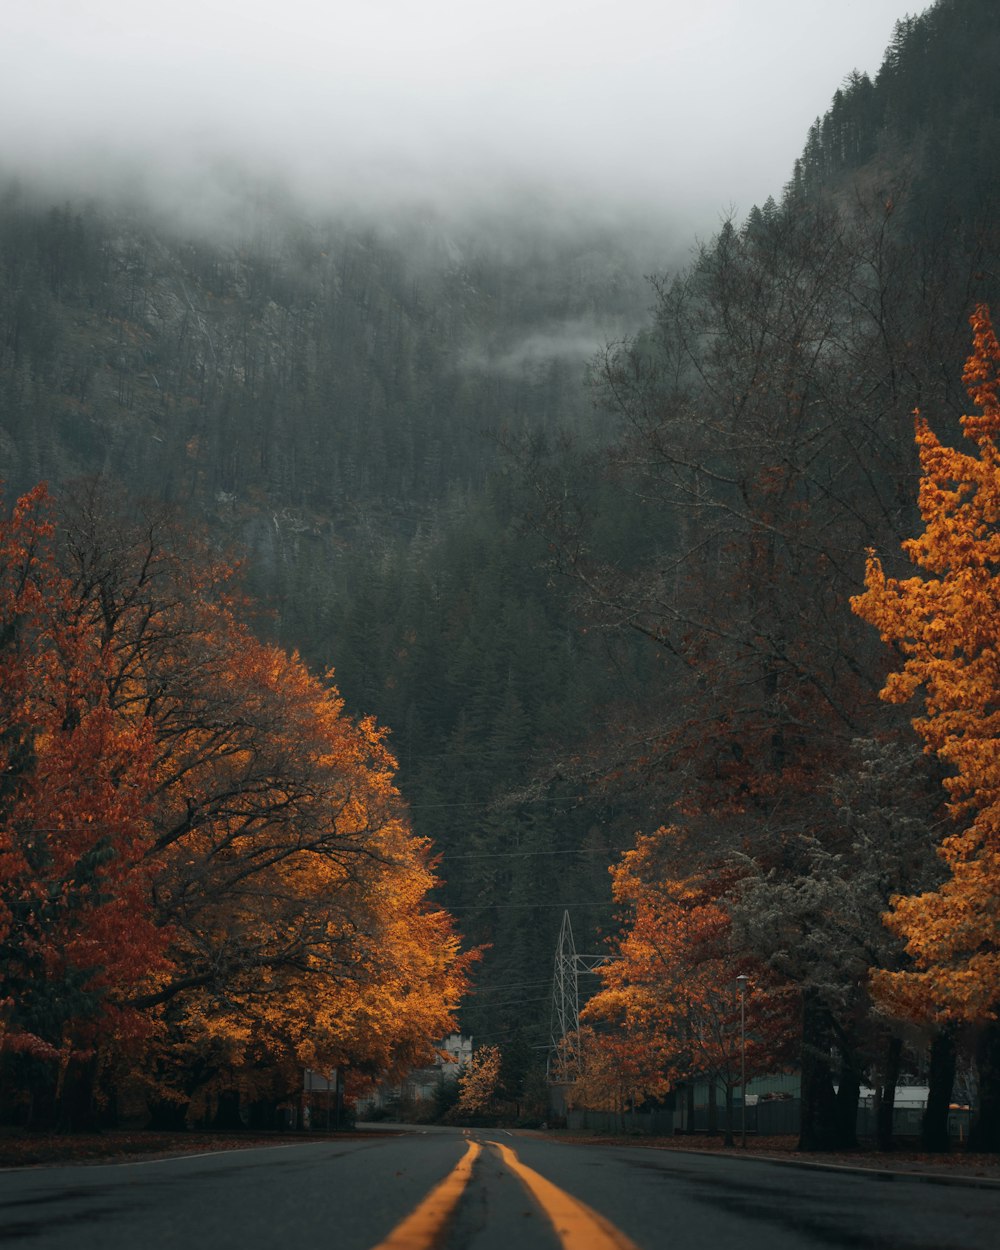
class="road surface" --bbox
[1,1125,996,1249]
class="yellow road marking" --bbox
[369,1139,481,1250]
[488,1140,640,1250]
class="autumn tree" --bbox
[1,479,472,1129]
[454,1043,503,1121]
[851,306,1000,1150]
[582,828,796,1146]
[553,1024,665,1132]
[59,480,473,1125]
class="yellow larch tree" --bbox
[852,306,1000,1150]
[853,307,1000,1024]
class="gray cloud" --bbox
[2,1,916,229]
[462,317,635,378]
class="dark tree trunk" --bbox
[876,1034,903,1152]
[101,1082,120,1131]
[248,1098,280,1131]
[723,1081,735,1148]
[146,1098,190,1131]
[213,1088,245,1131]
[58,1055,102,1133]
[834,1043,862,1150]
[921,1026,956,1153]
[969,1018,1000,1153]
[798,990,839,1151]
[25,1070,58,1132]
[707,1081,718,1135]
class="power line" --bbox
[464,1024,550,1044]
[446,900,616,911]
[439,847,629,861]
[463,995,553,1009]
[409,792,597,812]
[467,980,554,994]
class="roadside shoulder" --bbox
[513,1130,1000,1190]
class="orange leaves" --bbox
[556,1024,673,1113]
[455,1043,502,1115]
[1,480,471,1116]
[580,825,791,1104]
[851,307,1000,1024]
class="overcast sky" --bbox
[2,1,920,231]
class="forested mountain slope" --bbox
[0,194,653,513]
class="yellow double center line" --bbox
[371,1139,481,1250]
[487,1140,640,1250]
[370,1137,639,1250]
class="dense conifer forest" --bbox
[4,0,1000,1148]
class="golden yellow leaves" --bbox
[852,306,1000,1024]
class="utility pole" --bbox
[737,974,748,1148]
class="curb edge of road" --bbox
[575,1139,1000,1191]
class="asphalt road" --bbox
[1,1126,997,1250]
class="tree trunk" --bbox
[876,1034,903,1152]
[921,1026,956,1153]
[798,990,838,1151]
[58,1055,102,1133]
[723,1080,735,1147]
[213,1088,245,1131]
[707,1081,718,1135]
[969,1018,1000,1153]
[24,1069,58,1131]
[248,1097,280,1131]
[834,1042,861,1150]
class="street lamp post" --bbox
[736,974,748,1148]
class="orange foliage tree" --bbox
[454,1043,503,1119]
[852,305,1000,1149]
[554,1024,672,1129]
[1,480,472,1129]
[581,827,795,1144]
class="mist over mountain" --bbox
[4,1,910,232]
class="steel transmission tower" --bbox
[549,909,608,1077]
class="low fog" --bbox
[4,1,915,236]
